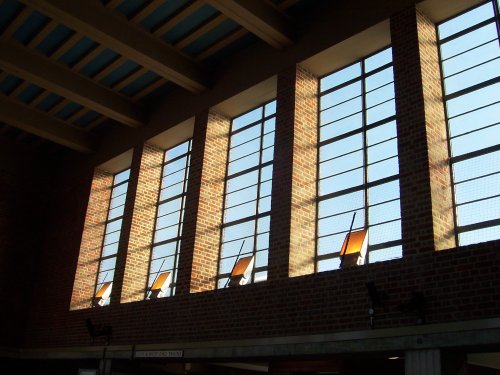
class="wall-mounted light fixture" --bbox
[399,291,426,324]
[85,318,112,345]
[366,281,384,329]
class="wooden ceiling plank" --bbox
[1,6,32,37]
[72,44,106,72]
[130,0,165,23]
[19,0,207,93]
[50,31,83,61]
[195,0,298,60]
[0,94,97,152]
[112,68,144,91]
[30,90,51,106]
[174,14,226,50]
[47,98,68,115]
[27,19,58,47]
[8,80,30,98]
[66,106,88,123]
[85,115,108,131]
[196,27,246,61]
[0,38,146,127]
[152,0,205,37]
[92,55,127,81]
[132,77,166,100]
[207,0,293,48]
[105,0,124,9]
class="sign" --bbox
[135,350,184,358]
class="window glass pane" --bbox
[146,140,191,299]
[152,242,177,260]
[364,47,393,72]
[439,3,500,245]
[369,245,402,263]
[440,23,497,60]
[232,107,263,131]
[320,97,362,125]
[438,3,494,39]
[114,169,130,185]
[317,257,341,272]
[94,168,130,304]
[321,62,361,92]
[320,81,361,110]
[317,48,401,271]
[320,112,363,141]
[219,101,275,286]
[459,225,500,245]
[105,219,122,234]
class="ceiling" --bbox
[0,0,306,156]
[0,0,483,160]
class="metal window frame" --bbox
[216,100,276,287]
[315,46,403,271]
[436,0,500,244]
[145,139,192,299]
[93,168,130,306]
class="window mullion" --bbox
[361,59,369,265]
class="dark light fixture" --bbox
[85,319,112,345]
[366,281,384,329]
[399,291,426,324]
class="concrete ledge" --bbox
[4,317,500,360]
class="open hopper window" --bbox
[148,272,172,299]
[228,255,255,287]
[92,282,112,307]
[339,229,368,268]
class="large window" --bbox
[146,140,192,298]
[94,168,130,305]
[438,0,500,245]
[316,47,402,272]
[217,101,276,288]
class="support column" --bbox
[176,110,230,294]
[391,6,456,256]
[268,64,318,280]
[405,349,441,375]
[70,168,113,310]
[113,143,163,303]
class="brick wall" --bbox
[269,64,318,280]
[176,110,230,294]
[391,6,456,256]
[70,168,113,310]
[115,143,163,304]
[15,3,500,352]
[23,240,500,348]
